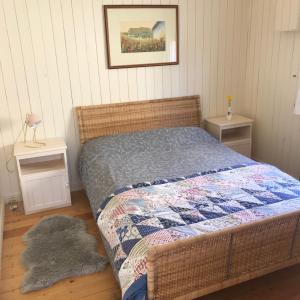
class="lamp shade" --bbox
[294,89,300,115]
[25,113,42,128]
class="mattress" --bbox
[79,127,252,218]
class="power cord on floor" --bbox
[4,123,25,211]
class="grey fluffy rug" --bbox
[21,215,108,293]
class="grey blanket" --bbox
[79,127,252,218]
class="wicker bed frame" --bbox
[76,95,300,300]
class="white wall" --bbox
[241,0,300,179]
[0,0,250,201]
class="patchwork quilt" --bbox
[97,162,300,300]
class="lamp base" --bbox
[24,141,46,148]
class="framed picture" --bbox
[104,5,179,69]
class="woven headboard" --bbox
[76,95,201,144]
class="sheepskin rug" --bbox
[21,215,108,293]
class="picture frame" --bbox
[103,5,179,69]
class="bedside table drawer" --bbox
[22,172,71,214]
[225,141,252,158]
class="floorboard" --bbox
[1,191,300,300]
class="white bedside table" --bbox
[205,114,254,158]
[14,138,71,215]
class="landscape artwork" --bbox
[120,21,166,53]
[104,5,178,68]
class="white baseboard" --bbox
[0,198,4,276]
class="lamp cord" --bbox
[5,123,25,173]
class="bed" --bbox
[76,95,300,300]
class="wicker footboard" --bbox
[147,211,300,300]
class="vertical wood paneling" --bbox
[26,0,56,138]
[222,0,236,114]
[0,0,29,135]
[83,0,102,104]
[60,0,82,109]
[0,0,250,200]
[235,0,252,113]
[242,0,300,179]
[208,0,219,116]
[202,0,212,117]
[286,36,300,175]
[93,0,111,103]
[72,0,93,106]
[153,66,163,99]
[215,0,227,116]
[14,0,46,140]
[187,0,196,95]
[0,62,19,198]
[38,0,66,138]
[195,0,204,109]
[49,0,78,185]
[145,67,155,100]
[178,0,187,97]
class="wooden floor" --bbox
[1,192,300,300]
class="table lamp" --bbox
[226,95,233,120]
[24,113,45,147]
